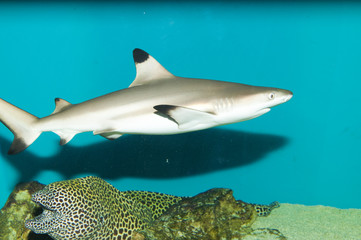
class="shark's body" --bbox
[0,48,292,154]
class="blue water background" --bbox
[0,2,360,209]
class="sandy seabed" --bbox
[251,203,361,240]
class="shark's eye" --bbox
[268,93,275,100]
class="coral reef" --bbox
[134,188,285,240]
[1,177,282,240]
[0,181,50,240]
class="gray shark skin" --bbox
[0,48,293,154]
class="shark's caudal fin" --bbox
[0,99,41,154]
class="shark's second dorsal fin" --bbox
[129,48,174,87]
[52,98,72,115]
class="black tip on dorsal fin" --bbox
[133,48,149,64]
[130,48,174,87]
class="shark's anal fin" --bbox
[53,131,76,145]
[154,105,216,130]
[52,98,72,115]
[129,48,174,87]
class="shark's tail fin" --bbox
[0,98,41,154]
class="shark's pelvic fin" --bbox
[0,99,41,154]
[99,132,123,140]
[129,48,174,87]
[52,98,72,115]
[93,129,123,140]
[154,105,216,130]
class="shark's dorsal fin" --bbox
[129,48,174,87]
[154,105,216,130]
[52,98,72,115]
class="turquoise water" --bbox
[0,2,360,209]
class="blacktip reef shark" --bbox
[0,48,293,155]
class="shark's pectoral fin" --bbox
[154,105,216,130]
[53,131,76,145]
[93,129,123,140]
[52,98,72,115]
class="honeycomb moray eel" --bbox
[252,201,280,217]
[25,176,279,240]
[25,176,182,240]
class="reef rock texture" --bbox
[0,181,50,240]
[1,179,283,240]
[134,188,286,240]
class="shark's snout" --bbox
[283,90,293,102]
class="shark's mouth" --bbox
[249,108,271,120]
[258,108,271,115]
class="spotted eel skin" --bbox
[252,201,280,217]
[25,176,279,240]
[25,176,182,240]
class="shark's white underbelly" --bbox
[111,113,217,135]
[37,109,219,136]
